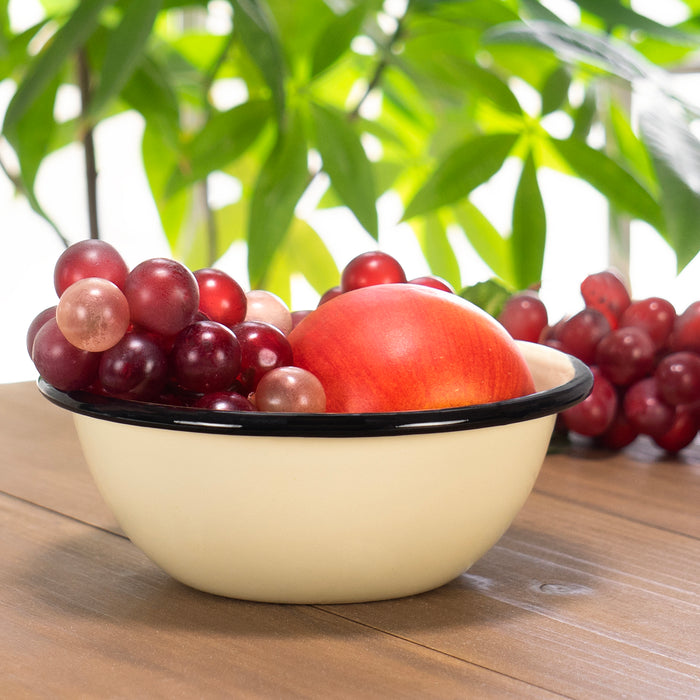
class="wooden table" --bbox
[1,381,698,698]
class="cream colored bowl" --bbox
[39,341,591,604]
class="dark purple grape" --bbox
[231,321,293,392]
[194,391,254,411]
[171,321,241,393]
[27,306,57,357]
[652,405,698,453]
[623,377,675,438]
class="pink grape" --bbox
[54,239,129,296]
[32,318,100,391]
[244,290,293,335]
[56,277,130,352]
[124,258,199,336]
[255,366,326,413]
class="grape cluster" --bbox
[498,271,700,454]
[28,240,326,413]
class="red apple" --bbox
[288,284,535,413]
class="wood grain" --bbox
[2,381,699,698]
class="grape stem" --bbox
[78,47,100,241]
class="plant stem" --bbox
[78,47,99,240]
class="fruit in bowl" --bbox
[29,243,592,603]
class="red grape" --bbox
[498,291,548,343]
[26,306,57,357]
[56,277,130,352]
[124,258,199,336]
[194,268,247,328]
[54,240,129,296]
[654,351,700,406]
[561,366,617,437]
[558,308,611,364]
[255,366,327,412]
[98,331,169,401]
[244,290,293,335]
[580,269,631,329]
[595,326,655,386]
[597,409,639,450]
[619,297,676,350]
[194,391,254,411]
[668,301,700,354]
[652,405,698,453]
[32,318,100,391]
[231,321,293,392]
[340,251,407,292]
[318,286,342,305]
[408,276,455,293]
[171,320,242,393]
[623,377,675,438]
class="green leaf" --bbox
[311,4,366,78]
[551,137,662,228]
[639,103,700,270]
[458,278,512,318]
[247,111,309,287]
[511,151,546,289]
[452,199,513,286]
[87,0,162,120]
[570,86,597,140]
[230,0,286,122]
[402,132,518,221]
[457,63,523,115]
[311,103,378,238]
[166,99,272,196]
[540,64,570,116]
[411,213,461,291]
[3,0,114,131]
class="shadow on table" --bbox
[16,520,597,639]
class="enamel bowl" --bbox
[38,341,591,604]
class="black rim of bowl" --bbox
[37,354,593,438]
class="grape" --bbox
[254,366,326,413]
[244,290,293,335]
[231,321,293,392]
[124,258,199,336]
[561,367,617,437]
[318,286,342,305]
[580,269,630,329]
[171,321,242,394]
[595,326,655,386]
[26,306,57,357]
[98,331,169,401]
[654,351,700,406]
[194,391,254,411]
[623,377,675,438]
[32,318,100,391]
[498,291,548,343]
[668,301,700,354]
[408,276,455,293]
[558,308,611,364]
[597,409,639,450]
[652,405,698,453]
[56,277,130,352]
[54,240,129,296]
[291,310,312,328]
[619,297,676,350]
[194,268,247,328]
[340,251,407,292]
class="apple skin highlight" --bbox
[288,284,536,413]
